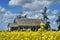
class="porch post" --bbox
[8,27,11,31]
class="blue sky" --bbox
[0,0,60,30]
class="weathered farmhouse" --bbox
[8,17,41,31]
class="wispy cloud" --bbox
[52,10,59,15]
[48,15,57,19]
[0,6,6,12]
[9,0,60,11]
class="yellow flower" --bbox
[40,21,45,28]
[0,29,60,40]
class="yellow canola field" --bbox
[0,29,60,40]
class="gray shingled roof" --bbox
[8,23,18,27]
[8,18,41,27]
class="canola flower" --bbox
[0,29,60,40]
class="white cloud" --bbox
[9,0,60,11]
[52,10,59,14]
[46,9,50,13]
[4,11,12,16]
[4,11,18,20]
[9,0,60,6]
[4,11,13,20]
[23,0,51,10]
[27,14,43,19]
[3,11,43,19]
[9,0,34,6]
[48,15,57,19]
[22,11,32,16]
[53,21,57,25]
[9,0,52,11]
[26,12,43,19]
[9,0,21,6]
[0,6,6,12]
[58,1,60,3]
[0,6,17,20]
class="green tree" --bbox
[45,21,51,30]
[56,16,60,30]
[42,7,48,24]
[42,7,51,30]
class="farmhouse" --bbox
[8,16,42,31]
